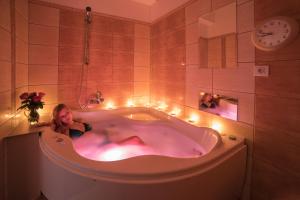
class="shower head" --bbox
[85,6,92,24]
[86,6,91,12]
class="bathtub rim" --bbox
[39,107,246,184]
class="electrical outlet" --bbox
[254,65,269,77]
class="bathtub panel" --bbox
[40,140,246,200]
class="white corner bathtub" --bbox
[39,107,247,200]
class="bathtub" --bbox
[39,107,247,200]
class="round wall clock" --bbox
[251,16,299,51]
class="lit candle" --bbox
[188,114,199,123]
[127,99,135,107]
[145,103,151,108]
[157,102,168,111]
[211,121,222,133]
[106,102,115,109]
[169,107,181,116]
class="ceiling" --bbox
[131,0,157,6]
[42,0,190,22]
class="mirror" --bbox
[199,92,238,121]
[198,2,237,68]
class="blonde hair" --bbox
[51,103,70,134]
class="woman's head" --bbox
[52,104,73,133]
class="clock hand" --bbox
[257,32,273,37]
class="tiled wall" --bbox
[0,0,13,136]
[0,0,29,141]
[0,0,29,198]
[252,0,300,199]
[150,9,186,112]
[28,1,150,110]
[0,0,12,198]
[28,2,59,114]
[15,0,29,124]
[151,0,254,199]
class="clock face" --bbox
[252,16,299,51]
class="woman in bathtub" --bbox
[51,103,144,145]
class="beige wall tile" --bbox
[256,60,300,99]
[0,91,12,125]
[213,62,255,93]
[60,9,84,28]
[0,117,13,138]
[15,11,28,42]
[212,0,235,10]
[0,28,11,61]
[29,65,58,85]
[0,61,11,92]
[58,65,82,85]
[29,85,58,105]
[186,43,199,65]
[90,32,112,50]
[186,65,213,89]
[113,35,134,52]
[134,67,149,82]
[237,1,254,33]
[29,3,59,27]
[15,63,28,88]
[254,0,300,22]
[59,47,83,65]
[238,32,255,62]
[90,15,113,35]
[252,152,300,200]
[87,65,113,84]
[89,49,112,66]
[185,0,211,25]
[113,52,134,67]
[224,33,237,68]
[134,24,150,39]
[134,52,150,66]
[16,39,28,64]
[213,89,255,124]
[255,94,300,132]
[29,24,59,46]
[15,0,28,19]
[113,19,134,36]
[237,0,251,5]
[185,84,201,109]
[185,22,199,45]
[29,45,58,65]
[199,37,208,68]
[134,38,150,53]
[208,37,223,68]
[134,82,149,96]
[166,28,185,48]
[254,128,300,181]
[165,9,185,32]
[113,67,133,82]
[59,26,84,47]
[0,0,11,32]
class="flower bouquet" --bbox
[18,92,45,124]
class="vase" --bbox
[27,109,39,124]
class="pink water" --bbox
[72,118,204,162]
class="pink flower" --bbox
[32,95,42,102]
[29,92,37,98]
[20,92,29,100]
[38,92,46,98]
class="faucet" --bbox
[89,90,104,104]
